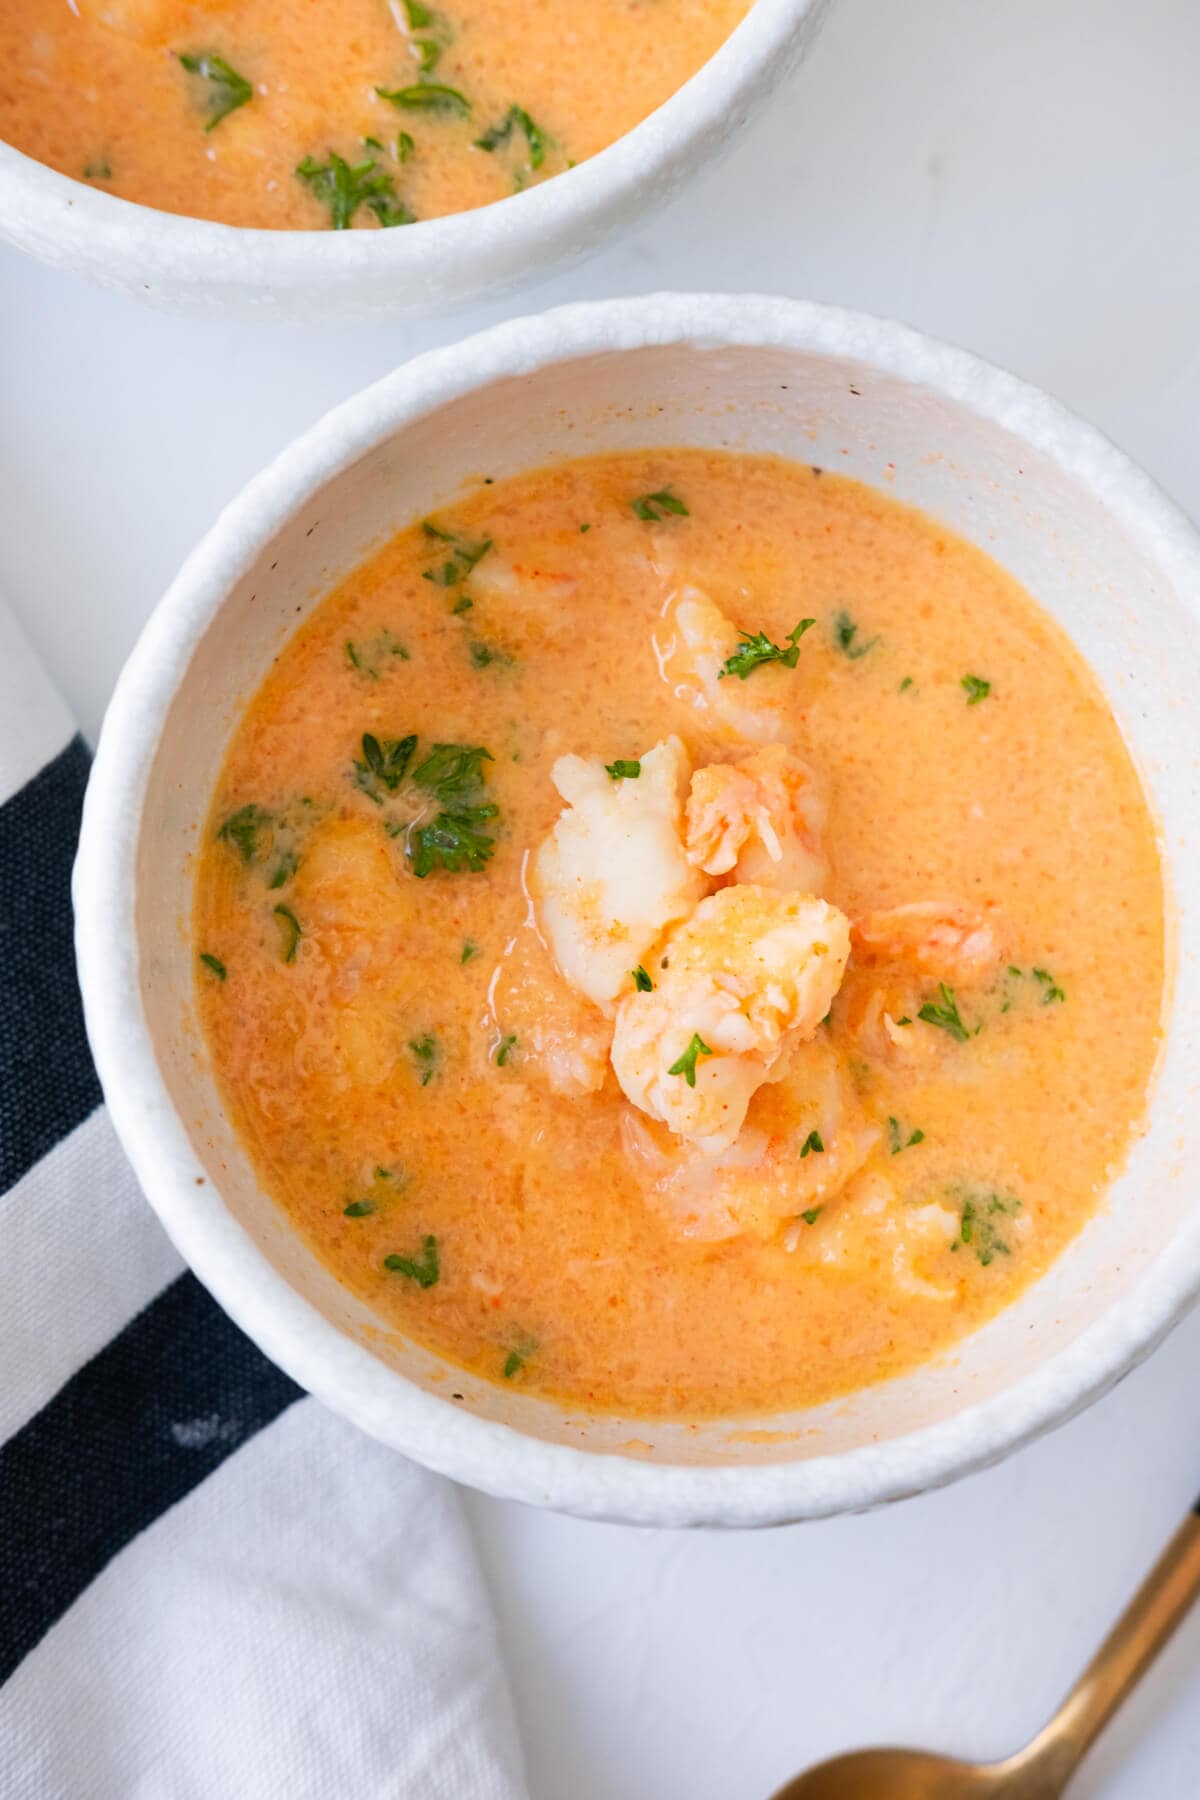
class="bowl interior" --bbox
[133,333,1200,1484]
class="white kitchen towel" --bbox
[0,598,529,1800]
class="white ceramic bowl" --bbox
[76,294,1200,1527]
[0,0,826,321]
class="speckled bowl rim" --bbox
[76,294,1200,1527]
[0,0,820,306]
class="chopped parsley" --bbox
[296,152,414,229]
[502,1350,524,1379]
[179,52,253,131]
[217,803,272,866]
[899,676,914,693]
[632,965,653,992]
[668,1032,713,1088]
[461,939,479,963]
[833,609,879,660]
[273,905,302,964]
[83,159,112,180]
[1033,967,1066,1004]
[198,952,227,980]
[918,982,971,1043]
[801,1207,822,1226]
[344,1198,376,1218]
[953,1190,1020,1266]
[887,1116,925,1154]
[961,674,992,706]
[383,1236,440,1287]
[353,732,419,801]
[631,487,688,522]
[377,83,471,119]
[719,618,815,681]
[345,630,410,679]
[799,1129,824,1157]
[421,521,493,588]
[474,104,548,169]
[605,759,641,780]
[396,130,415,162]
[494,1033,517,1066]
[268,851,298,890]
[409,1034,438,1085]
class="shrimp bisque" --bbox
[0,0,748,230]
[192,450,1165,1419]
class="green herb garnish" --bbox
[199,952,227,980]
[179,52,253,131]
[899,676,914,693]
[83,159,112,180]
[799,1129,824,1157]
[461,939,479,963]
[218,803,272,866]
[409,1034,438,1085]
[631,487,688,522]
[474,104,548,169]
[632,965,653,992]
[719,619,815,681]
[887,1116,925,1154]
[396,130,415,162]
[296,152,414,229]
[268,851,298,890]
[1033,967,1065,1004]
[353,732,418,802]
[344,1199,376,1218]
[494,1033,517,1066]
[918,983,970,1043]
[668,1033,713,1088]
[273,905,302,964]
[383,1236,440,1287]
[345,630,410,679]
[961,674,992,705]
[377,83,471,119]
[954,1191,1020,1266]
[834,610,878,660]
[801,1207,822,1226]
[605,759,641,780]
[421,521,493,587]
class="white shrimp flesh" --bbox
[686,743,830,894]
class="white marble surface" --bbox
[4,0,1200,1792]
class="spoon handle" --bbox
[1008,1499,1200,1793]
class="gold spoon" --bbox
[772,1500,1200,1800]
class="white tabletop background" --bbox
[4,0,1200,1793]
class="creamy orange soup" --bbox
[2,0,748,228]
[193,450,1164,1418]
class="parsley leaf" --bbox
[461,939,479,963]
[199,952,227,980]
[668,1032,713,1088]
[503,1350,524,1379]
[719,618,815,681]
[834,610,879,660]
[494,1033,517,1066]
[383,1236,440,1287]
[344,1198,376,1218]
[377,83,471,119]
[474,104,549,169]
[632,965,653,992]
[962,674,992,705]
[217,803,272,866]
[605,759,641,780]
[421,521,493,588]
[179,51,253,131]
[801,1206,822,1225]
[345,630,410,679]
[918,983,971,1043]
[887,1116,925,1154]
[409,1034,438,1085]
[273,905,302,964]
[800,1129,824,1157]
[1033,967,1066,1004]
[352,732,418,802]
[953,1190,1020,1265]
[631,487,688,521]
[296,152,414,229]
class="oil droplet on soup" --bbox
[1,0,749,229]
[193,451,1164,1419]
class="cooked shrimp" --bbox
[852,898,1007,988]
[531,736,705,1014]
[664,587,796,743]
[686,744,830,893]
[624,1035,877,1240]
[610,885,851,1154]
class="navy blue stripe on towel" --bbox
[0,1271,302,1684]
[0,735,102,1192]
